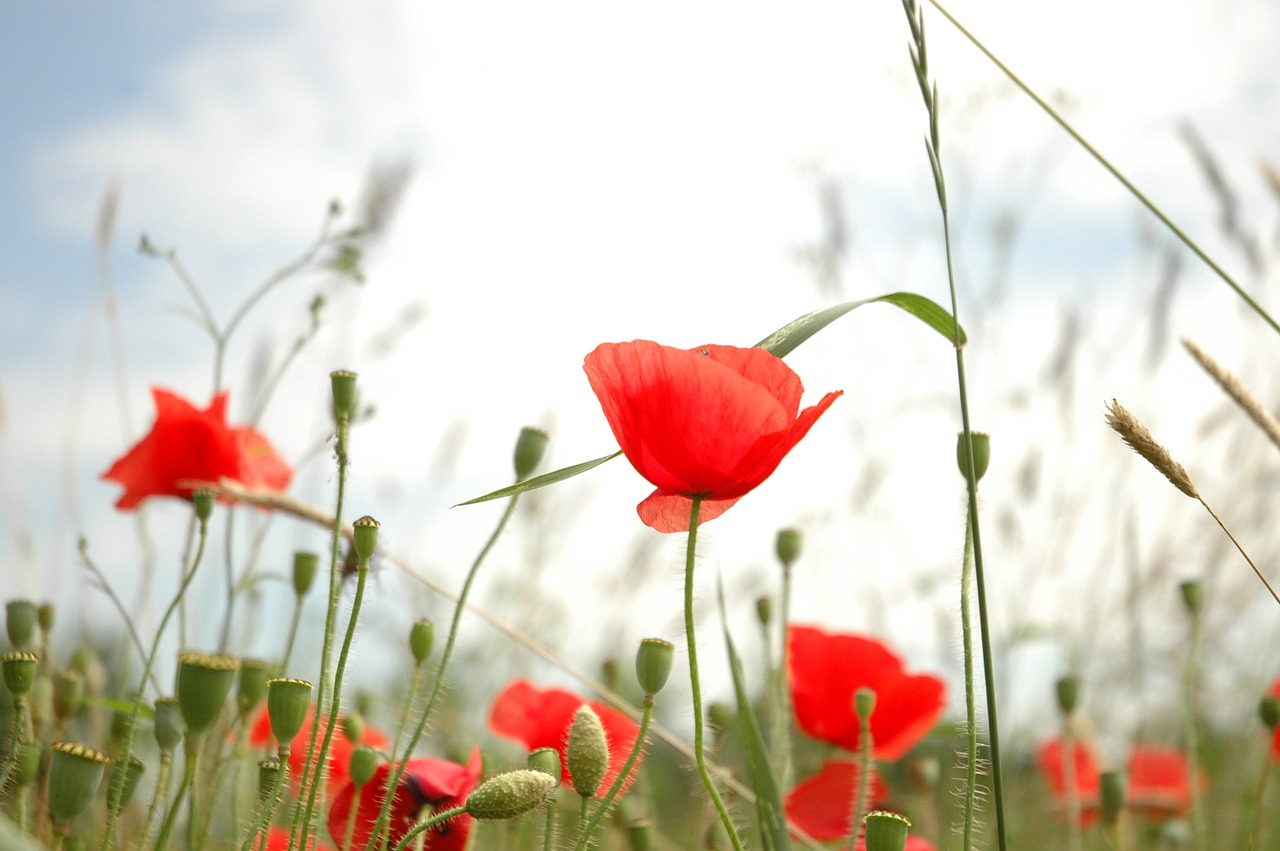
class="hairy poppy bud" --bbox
[466,769,557,820]
[176,652,238,737]
[292,551,319,597]
[47,741,111,827]
[863,811,911,851]
[266,678,312,747]
[1056,676,1080,715]
[956,432,991,482]
[635,638,675,697]
[330,370,358,421]
[6,600,37,650]
[237,659,269,717]
[258,758,281,800]
[349,745,379,788]
[567,705,609,798]
[855,687,877,721]
[1179,580,1202,615]
[191,488,215,522]
[409,619,435,665]
[342,713,365,744]
[1260,695,1280,731]
[2,651,38,698]
[527,747,561,784]
[755,596,772,627]
[775,528,802,568]
[513,427,549,481]
[352,515,380,563]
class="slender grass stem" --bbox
[1247,748,1271,850]
[960,518,979,851]
[922,0,1280,339]
[1196,499,1280,606]
[683,496,746,851]
[1182,601,1206,851]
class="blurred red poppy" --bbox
[489,679,641,794]
[784,760,889,842]
[263,826,332,851]
[788,626,946,761]
[327,749,482,851]
[102,387,291,509]
[1269,677,1280,760]
[1037,737,1202,824]
[249,706,389,798]
[583,341,841,533]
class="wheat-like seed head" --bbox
[1105,399,1199,499]
[1182,337,1280,453]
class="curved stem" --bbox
[391,806,468,851]
[683,496,746,851]
[136,752,173,851]
[848,718,874,851]
[241,747,289,851]
[155,739,200,851]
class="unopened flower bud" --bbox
[513,427,549,481]
[1179,580,1202,615]
[863,811,911,851]
[775,528,802,568]
[266,679,312,747]
[14,740,43,787]
[330,370,358,422]
[466,769,557,820]
[352,515,380,562]
[47,741,111,827]
[1100,770,1126,825]
[855,687,877,721]
[106,755,145,815]
[2,651,38,698]
[258,758,280,800]
[37,603,55,635]
[707,702,733,733]
[1056,676,1080,715]
[53,669,85,723]
[567,705,609,798]
[956,432,991,482]
[1260,695,1280,731]
[527,747,561,784]
[237,659,269,717]
[153,698,184,753]
[755,596,772,627]
[176,652,238,737]
[635,638,675,696]
[6,600,37,650]
[349,745,379,787]
[191,488,215,522]
[410,619,435,665]
[292,551,319,597]
[342,713,365,744]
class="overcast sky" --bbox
[4,0,1280,742]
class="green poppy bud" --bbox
[755,596,772,627]
[1100,770,1126,826]
[466,769,557,820]
[956,432,991,482]
[6,600,37,650]
[191,488,215,522]
[349,745,379,788]
[1179,580,1203,615]
[2,651,38,698]
[330,370,359,422]
[513,427,550,481]
[863,811,911,851]
[775,528,802,568]
[855,687,877,721]
[352,515,380,563]
[409,619,435,665]
[292,551,320,597]
[37,603,55,635]
[46,741,111,827]
[707,703,733,734]
[342,712,365,744]
[237,659,269,717]
[635,638,675,697]
[14,740,43,787]
[105,755,145,815]
[153,698,185,753]
[53,669,84,723]
[1056,676,1080,715]
[266,678,312,747]
[527,747,561,784]
[1260,695,1280,731]
[176,652,238,737]
[626,818,653,851]
[566,705,609,798]
[258,758,281,800]
[600,657,620,693]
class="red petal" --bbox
[1127,745,1200,821]
[784,760,888,842]
[233,426,293,491]
[635,493,740,534]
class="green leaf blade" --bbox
[755,291,966,358]
[453,450,622,506]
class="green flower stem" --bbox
[341,784,364,851]
[1062,718,1083,851]
[1183,605,1206,851]
[577,795,591,842]
[390,806,468,851]
[390,663,424,760]
[683,496,746,851]
[541,796,558,851]
[772,563,795,791]
[100,509,210,851]
[366,493,521,850]
[569,696,653,851]
[297,553,372,850]
[1248,748,1272,849]
[848,722,874,851]
[290,413,351,851]
[237,748,288,851]
[136,752,173,851]
[922,0,1280,339]
[0,700,27,792]
[154,739,201,851]
[960,517,979,851]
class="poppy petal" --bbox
[784,760,887,842]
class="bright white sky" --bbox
[3,0,1280,748]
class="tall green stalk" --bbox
[959,518,979,851]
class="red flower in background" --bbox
[489,679,642,794]
[263,827,332,851]
[327,749,482,850]
[584,341,841,533]
[1269,677,1280,760]
[249,706,389,798]
[788,626,946,761]
[1037,737,1202,824]
[784,760,888,842]
[102,388,291,509]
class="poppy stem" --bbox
[960,516,980,851]
[848,693,875,851]
[390,806,468,851]
[1181,595,1206,851]
[570,694,656,851]
[1061,716,1084,851]
[683,496,747,851]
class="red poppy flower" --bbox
[102,387,291,509]
[788,626,946,761]
[248,706,390,798]
[327,748,482,851]
[263,826,333,851]
[784,760,889,842]
[1037,738,1202,824]
[489,679,642,794]
[583,341,841,533]
[1269,677,1280,760]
